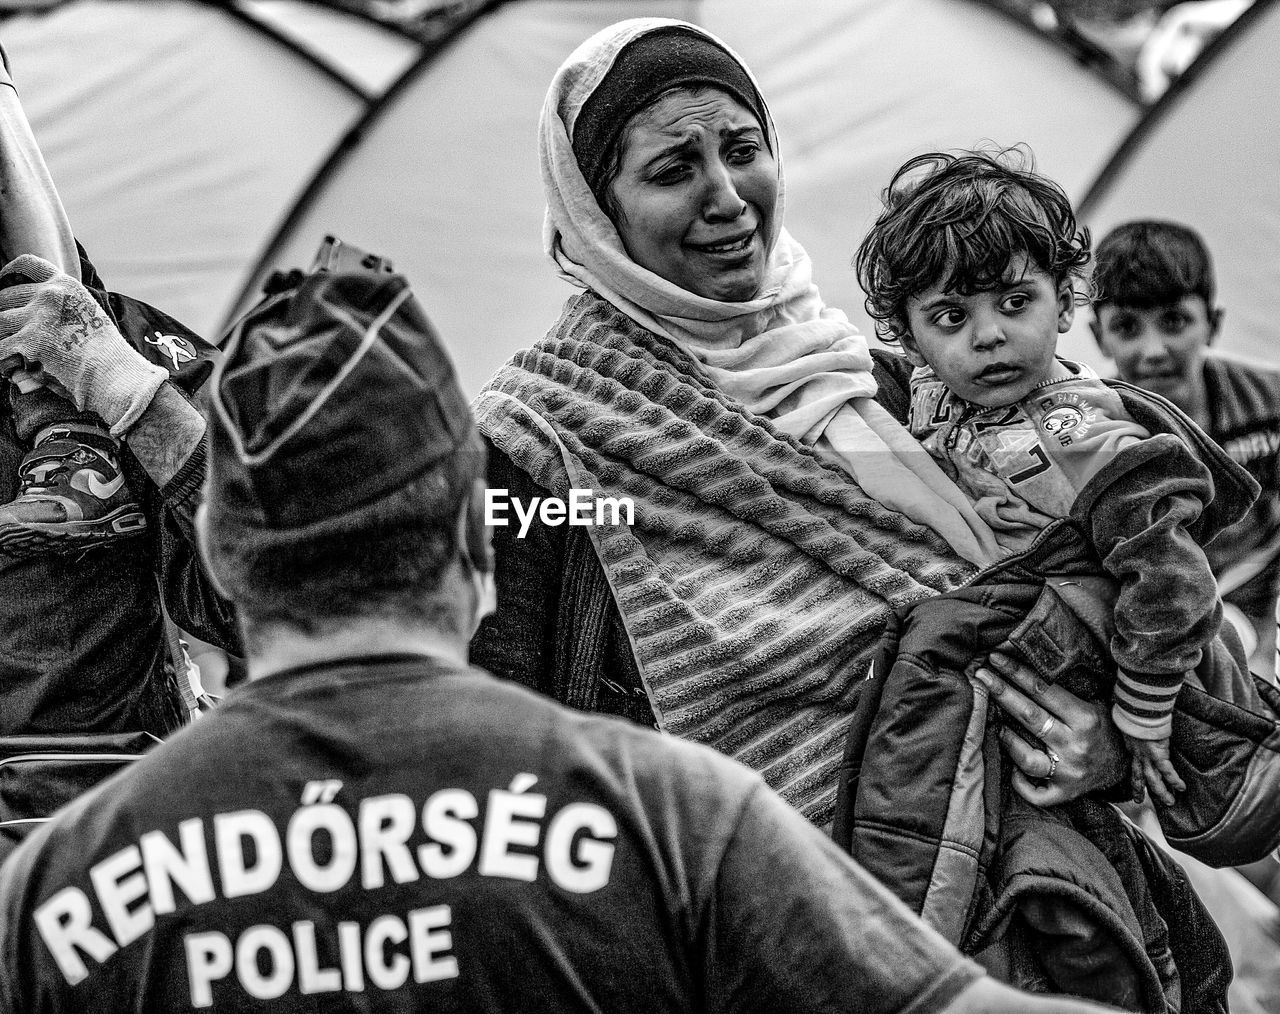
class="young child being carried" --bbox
[854,148,1248,805]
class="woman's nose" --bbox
[702,163,747,221]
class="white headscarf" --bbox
[539,18,1002,567]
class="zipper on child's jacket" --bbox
[961,516,1073,589]
[944,400,986,451]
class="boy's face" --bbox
[900,256,1074,408]
[1090,296,1220,408]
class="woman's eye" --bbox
[651,164,691,186]
[727,142,759,165]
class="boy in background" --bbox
[1091,219,1280,679]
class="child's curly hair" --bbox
[854,146,1091,344]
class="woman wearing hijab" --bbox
[470,17,1128,827]
[466,21,1274,1008]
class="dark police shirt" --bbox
[0,656,980,1013]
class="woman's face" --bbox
[606,87,777,302]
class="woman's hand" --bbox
[973,651,1129,807]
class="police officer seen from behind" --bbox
[0,268,1121,1013]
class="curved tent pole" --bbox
[199,0,378,102]
[1079,0,1276,217]
[277,0,440,45]
[220,0,1144,335]
[218,0,511,334]
[964,0,1142,104]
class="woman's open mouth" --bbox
[689,232,754,257]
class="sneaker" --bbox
[0,422,146,557]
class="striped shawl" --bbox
[473,292,974,821]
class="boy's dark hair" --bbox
[1091,219,1216,311]
[854,147,1091,343]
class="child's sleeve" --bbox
[1113,670,1182,741]
[1070,434,1223,740]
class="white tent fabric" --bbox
[2,0,1145,393]
[0,1,374,331]
[232,0,1140,393]
[1061,0,1280,371]
[9,0,1276,391]
[705,0,1138,365]
[234,0,422,96]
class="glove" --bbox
[0,254,169,435]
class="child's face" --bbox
[1090,296,1220,408]
[900,256,1074,408]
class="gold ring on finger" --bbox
[1036,715,1056,739]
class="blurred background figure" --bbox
[1055,0,1168,77]
[1137,0,1255,99]
[998,0,1254,101]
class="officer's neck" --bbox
[246,616,470,682]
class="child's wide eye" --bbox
[1003,293,1029,311]
[933,308,965,329]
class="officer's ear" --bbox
[460,479,494,576]
[456,479,496,632]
